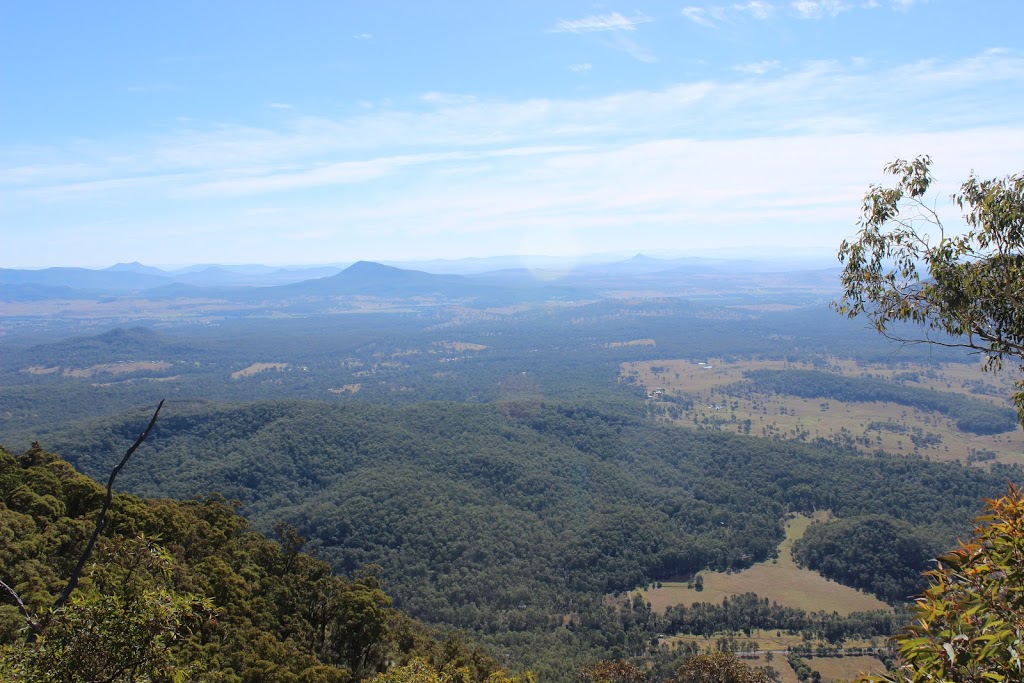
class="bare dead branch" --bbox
[0,578,37,631]
[49,400,165,617]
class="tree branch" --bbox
[49,400,165,617]
[0,578,36,631]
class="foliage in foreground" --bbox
[0,444,499,682]
[859,484,1024,682]
[837,156,1024,680]
[836,155,1024,420]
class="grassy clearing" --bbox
[623,358,1024,466]
[643,513,890,616]
[743,654,799,683]
[664,629,881,653]
[231,362,289,379]
[662,644,883,682]
[60,361,172,378]
[90,375,181,387]
[21,365,59,374]
[808,654,885,682]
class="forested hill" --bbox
[0,444,502,682]
[34,398,1021,678]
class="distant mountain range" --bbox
[0,263,344,293]
[0,254,841,304]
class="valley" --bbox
[640,512,890,616]
[1,256,1021,682]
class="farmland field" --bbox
[809,654,886,682]
[742,654,799,683]
[642,512,891,615]
[23,361,172,377]
[623,358,1024,465]
[231,362,290,379]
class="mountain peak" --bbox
[343,260,402,274]
[105,262,167,275]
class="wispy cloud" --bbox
[733,59,782,74]
[568,63,592,72]
[552,12,651,33]
[5,51,1023,263]
[552,11,656,62]
[421,92,480,106]
[792,0,849,18]
[735,1,775,20]
[681,7,719,27]
[682,2,773,27]
[9,50,1024,196]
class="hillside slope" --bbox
[36,399,1021,677]
[0,444,499,682]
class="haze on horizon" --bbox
[2,1,1023,268]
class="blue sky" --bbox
[2,1,1023,268]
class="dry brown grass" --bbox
[808,654,885,682]
[663,629,879,654]
[231,362,289,379]
[60,361,172,378]
[22,366,59,374]
[90,375,181,387]
[642,513,890,616]
[623,358,1024,466]
[744,653,799,683]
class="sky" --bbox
[2,1,1023,268]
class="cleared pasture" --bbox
[664,629,880,654]
[623,358,1024,465]
[643,513,890,616]
[22,365,59,374]
[742,653,799,683]
[809,654,886,682]
[59,361,172,378]
[231,362,289,379]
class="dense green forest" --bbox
[19,398,1018,679]
[0,444,503,682]
[2,289,1021,680]
[790,516,942,604]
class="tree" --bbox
[837,159,1024,681]
[0,401,165,642]
[834,156,1024,422]
[4,537,211,683]
[0,403,215,683]
[857,485,1024,682]
[578,659,647,683]
[675,652,773,683]
[366,658,535,683]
